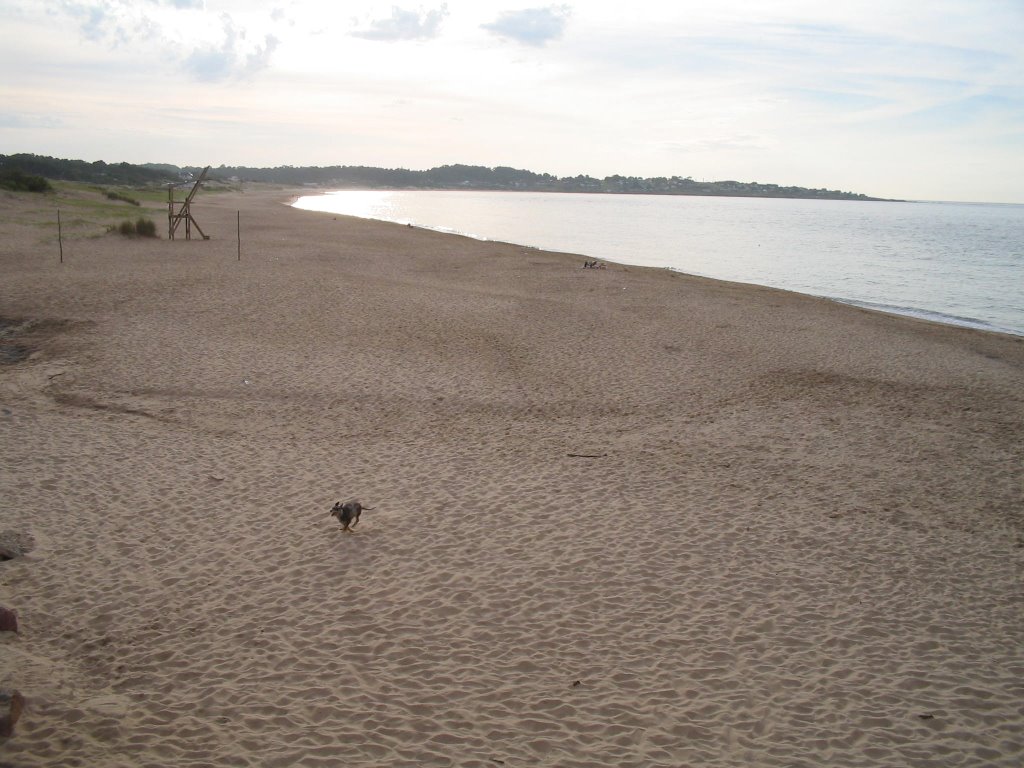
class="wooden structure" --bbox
[168,166,210,240]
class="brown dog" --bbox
[330,500,372,532]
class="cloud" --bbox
[781,87,891,113]
[184,14,280,81]
[245,33,281,75]
[662,134,775,154]
[58,0,199,44]
[0,112,64,129]
[482,4,571,47]
[53,2,281,82]
[352,4,449,41]
[896,91,1024,133]
[58,0,123,43]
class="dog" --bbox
[330,500,373,532]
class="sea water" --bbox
[293,190,1024,336]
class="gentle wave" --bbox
[835,299,1021,336]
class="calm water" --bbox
[294,190,1024,336]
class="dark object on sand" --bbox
[0,690,24,737]
[330,500,373,532]
[0,344,30,364]
[0,530,34,561]
[0,607,16,633]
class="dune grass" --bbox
[27,181,171,239]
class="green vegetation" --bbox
[0,168,52,193]
[204,162,894,201]
[104,189,141,206]
[135,217,157,237]
[3,181,166,241]
[112,217,158,238]
[3,152,894,202]
[1,153,175,186]
[52,183,162,217]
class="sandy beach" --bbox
[1,186,1022,767]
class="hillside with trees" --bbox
[198,162,889,200]
[1,154,892,201]
[1,154,176,186]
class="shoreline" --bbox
[2,186,1022,767]
[831,296,1024,339]
[292,193,1024,340]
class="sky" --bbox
[1,1,1022,202]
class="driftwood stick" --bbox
[566,453,607,458]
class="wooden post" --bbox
[57,209,63,263]
[237,210,241,261]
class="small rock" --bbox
[0,690,25,737]
[0,607,16,633]
[0,530,34,561]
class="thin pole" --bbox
[57,209,63,263]
[237,210,241,261]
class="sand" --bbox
[1,185,1022,767]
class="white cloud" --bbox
[184,13,281,81]
[481,5,571,46]
[50,1,283,81]
[352,4,449,41]
[0,112,64,129]
[663,135,776,154]
[58,0,137,44]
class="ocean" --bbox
[293,190,1024,337]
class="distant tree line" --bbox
[1,154,176,186]
[1,154,891,201]
[198,162,887,200]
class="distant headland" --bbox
[1,153,896,202]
